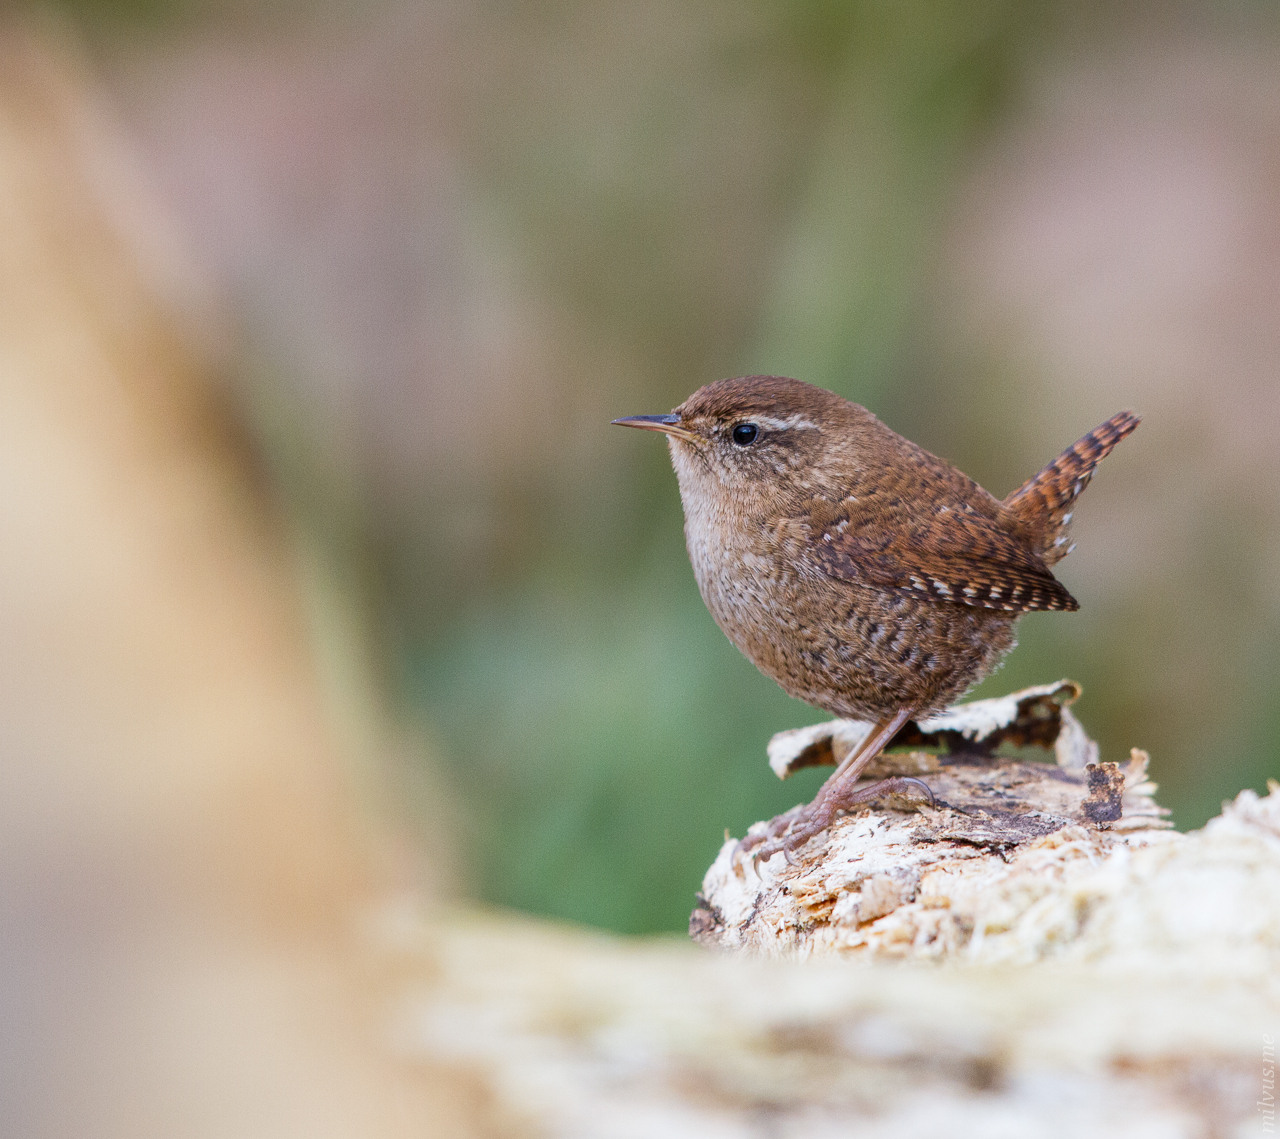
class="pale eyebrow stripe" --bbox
[748,415,819,431]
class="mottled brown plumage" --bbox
[613,376,1138,860]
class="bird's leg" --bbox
[739,707,929,866]
[809,706,919,811]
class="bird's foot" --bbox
[741,777,935,871]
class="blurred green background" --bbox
[39,0,1280,932]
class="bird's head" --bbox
[613,376,865,512]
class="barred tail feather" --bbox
[1004,410,1140,566]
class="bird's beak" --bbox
[611,413,699,443]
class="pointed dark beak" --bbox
[611,413,699,443]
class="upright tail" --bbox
[1003,410,1140,566]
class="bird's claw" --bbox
[735,803,804,857]
[734,776,936,874]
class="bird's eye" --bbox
[731,422,759,446]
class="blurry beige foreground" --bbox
[0,26,487,1138]
[3,21,1276,1139]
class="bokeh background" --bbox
[31,0,1280,935]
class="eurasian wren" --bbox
[614,376,1138,862]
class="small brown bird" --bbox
[614,376,1138,862]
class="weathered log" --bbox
[693,682,1183,959]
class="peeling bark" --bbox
[693,683,1183,959]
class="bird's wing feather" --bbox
[807,478,1078,614]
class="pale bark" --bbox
[693,682,1174,959]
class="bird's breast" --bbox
[682,504,814,657]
